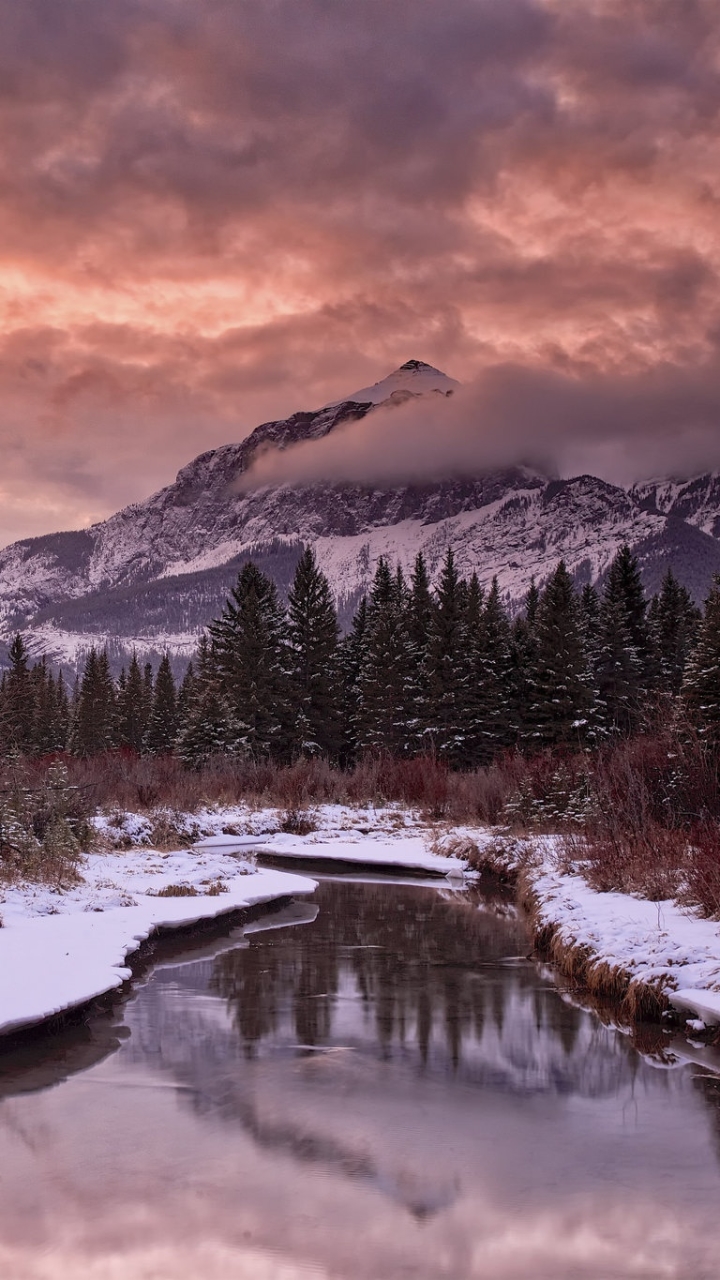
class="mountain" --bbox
[2,358,720,670]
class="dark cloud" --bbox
[0,0,718,540]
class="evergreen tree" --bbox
[177,661,196,722]
[117,652,148,751]
[71,648,116,756]
[338,596,368,763]
[30,660,58,755]
[680,578,720,747]
[527,562,594,747]
[175,683,237,766]
[287,548,342,758]
[1,634,33,753]
[594,547,650,735]
[649,569,699,697]
[354,559,414,755]
[144,654,178,754]
[508,580,539,745]
[468,578,514,763]
[426,548,468,762]
[579,582,601,660]
[209,561,292,759]
[405,553,435,752]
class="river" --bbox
[1,876,720,1279]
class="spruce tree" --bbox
[354,558,414,755]
[287,548,341,758]
[426,548,468,763]
[527,562,594,747]
[145,654,179,754]
[680,578,720,746]
[30,660,61,756]
[177,661,196,722]
[469,578,514,763]
[649,569,699,697]
[2,634,33,753]
[71,648,116,756]
[117,652,148,752]
[595,545,650,734]
[508,580,539,746]
[338,596,368,763]
[209,561,292,759]
[405,553,435,752]
[175,683,237,766]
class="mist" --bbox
[238,358,720,492]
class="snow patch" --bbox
[0,847,315,1037]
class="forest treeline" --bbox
[0,544,718,768]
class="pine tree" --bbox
[71,648,116,756]
[287,548,341,758]
[595,545,651,734]
[175,683,237,766]
[527,562,594,747]
[209,561,292,759]
[354,558,414,755]
[144,654,178,754]
[425,548,468,763]
[338,595,368,763]
[177,661,196,722]
[116,652,148,752]
[30,660,62,756]
[649,569,699,697]
[468,578,514,763]
[508,580,539,745]
[1,634,33,753]
[680,578,720,747]
[405,553,435,752]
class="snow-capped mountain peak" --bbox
[330,359,460,408]
[2,362,720,671]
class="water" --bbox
[2,877,720,1279]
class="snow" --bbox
[0,846,316,1038]
[328,360,460,407]
[193,834,268,850]
[247,833,464,877]
[527,845,720,1017]
[671,989,720,1027]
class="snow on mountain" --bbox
[631,475,720,539]
[1,360,720,669]
[329,358,460,407]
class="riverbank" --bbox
[460,833,720,1031]
[0,844,316,1037]
[0,803,466,1040]
[4,799,720,1042]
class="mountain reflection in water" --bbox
[1,878,720,1280]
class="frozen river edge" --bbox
[0,860,317,1039]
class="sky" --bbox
[2,0,720,544]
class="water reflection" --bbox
[2,879,720,1279]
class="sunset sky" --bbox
[2,0,720,544]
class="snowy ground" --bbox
[5,799,720,1045]
[0,846,316,1038]
[0,804,469,1040]
[95,802,471,876]
[519,839,720,1029]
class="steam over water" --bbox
[2,879,720,1278]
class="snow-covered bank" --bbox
[97,803,469,876]
[529,856,720,1022]
[470,836,720,1028]
[0,848,316,1038]
[250,833,464,877]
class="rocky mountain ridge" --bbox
[3,360,720,669]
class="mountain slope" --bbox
[2,360,720,668]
